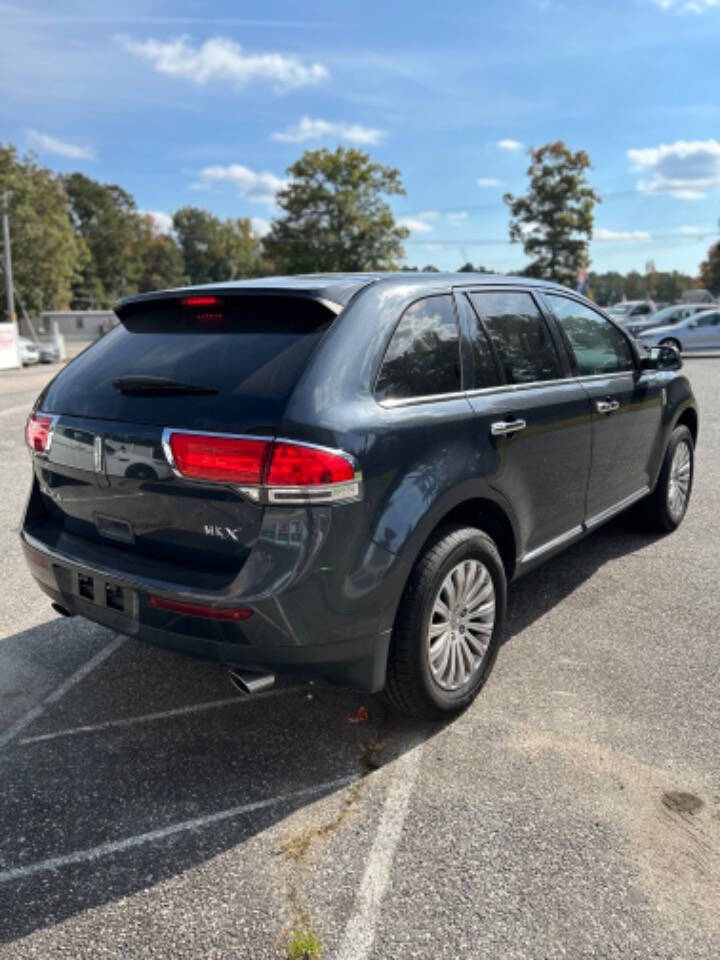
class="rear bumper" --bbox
[21,530,394,693]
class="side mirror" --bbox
[688,320,698,329]
[642,345,682,371]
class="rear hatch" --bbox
[30,293,336,578]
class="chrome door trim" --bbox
[520,525,584,564]
[585,486,649,530]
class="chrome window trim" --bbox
[379,390,469,409]
[379,368,644,408]
[161,428,362,505]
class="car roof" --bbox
[116,271,579,312]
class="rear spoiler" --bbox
[115,288,348,321]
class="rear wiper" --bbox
[112,375,218,396]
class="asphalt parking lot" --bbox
[0,358,718,959]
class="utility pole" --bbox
[1,191,14,325]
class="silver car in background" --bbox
[638,308,720,352]
[624,303,711,338]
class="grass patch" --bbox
[285,926,323,959]
[281,782,364,861]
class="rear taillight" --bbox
[168,433,270,484]
[162,431,361,505]
[25,413,57,453]
[266,442,355,487]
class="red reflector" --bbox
[149,595,253,621]
[181,296,221,307]
[169,433,270,483]
[267,442,355,487]
[25,413,55,452]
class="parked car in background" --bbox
[21,274,698,719]
[18,337,40,366]
[638,308,720,352]
[607,300,656,322]
[625,303,711,338]
[36,341,61,364]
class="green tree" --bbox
[0,145,80,319]
[136,215,186,292]
[63,173,144,306]
[173,207,262,285]
[457,262,491,273]
[699,242,720,295]
[504,141,600,287]
[263,147,409,273]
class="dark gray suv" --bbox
[21,274,698,718]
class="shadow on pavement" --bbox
[0,512,660,945]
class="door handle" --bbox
[490,418,527,437]
[596,400,620,414]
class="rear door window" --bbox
[546,295,635,376]
[469,290,562,385]
[375,295,461,401]
[40,296,333,431]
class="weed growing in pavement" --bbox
[285,926,323,960]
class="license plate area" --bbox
[73,571,138,617]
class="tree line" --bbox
[1,140,718,321]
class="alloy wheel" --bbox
[427,559,495,691]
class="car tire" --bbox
[383,524,506,719]
[660,337,682,352]
[635,425,694,533]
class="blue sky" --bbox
[2,0,720,275]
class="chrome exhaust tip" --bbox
[228,668,276,695]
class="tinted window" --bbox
[376,295,460,401]
[469,291,561,385]
[464,295,501,389]
[546,295,634,376]
[41,296,333,431]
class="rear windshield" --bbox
[40,296,333,432]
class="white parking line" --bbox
[0,775,354,885]
[0,635,125,751]
[19,684,306,745]
[335,743,424,960]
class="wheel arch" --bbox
[378,494,518,637]
[675,405,698,445]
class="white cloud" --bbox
[397,216,434,234]
[192,164,287,205]
[117,34,328,90]
[594,228,652,243]
[25,128,94,160]
[141,210,174,234]
[446,210,468,224]
[628,138,720,198]
[476,177,503,188]
[272,116,385,145]
[497,139,524,152]
[251,216,270,237]
[651,0,719,12]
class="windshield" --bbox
[647,307,680,326]
[608,304,631,315]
